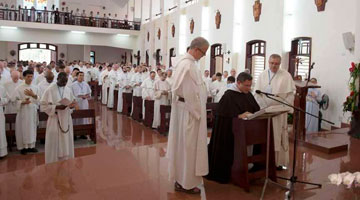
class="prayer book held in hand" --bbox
[58,98,72,106]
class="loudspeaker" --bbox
[342,32,355,50]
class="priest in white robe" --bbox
[4,71,22,114]
[40,72,77,164]
[210,73,226,103]
[117,67,132,113]
[306,78,321,133]
[167,37,209,194]
[254,54,296,168]
[38,71,54,99]
[130,67,143,115]
[152,72,171,129]
[71,71,91,124]
[100,65,112,105]
[107,64,122,108]
[0,85,9,158]
[166,69,174,86]
[140,71,156,119]
[14,70,40,155]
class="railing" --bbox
[0,8,141,31]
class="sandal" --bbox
[174,182,201,194]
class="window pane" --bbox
[20,44,28,49]
[251,55,265,85]
[30,43,37,48]
[49,45,56,51]
[39,44,46,49]
[19,48,51,64]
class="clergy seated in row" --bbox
[0,85,9,159]
[210,73,226,103]
[152,72,171,129]
[215,76,236,103]
[107,64,122,109]
[3,71,22,114]
[254,54,295,170]
[13,70,40,155]
[206,72,260,183]
[140,71,156,119]
[117,66,133,113]
[306,78,322,133]
[38,71,54,98]
[71,71,91,125]
[100,65,112,105]
[40,72,78,164]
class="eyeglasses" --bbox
[197,48,206,56]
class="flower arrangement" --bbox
[343,62,359,113]
[328,172,360,188]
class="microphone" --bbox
[255,90,277,97]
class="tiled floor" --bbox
[0,101,359,200]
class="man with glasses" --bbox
[254,54,296,170]
[167,37,209,194]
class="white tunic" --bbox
[40,83,75,164]
[107,69,123,108]
[306,88,321,133]
[0,86,9,157]
[152,80,171,129]
[34,73,45,85]
[117,72,132,113]
[100,70,111,105]
[3,80,22,114]
[209,80,226,102]
[71,81,91,109]
[254,68,295,167]
[38,80,53,99]
[167,53,208,189]
[141,77,155,119]
[14,82,40,150]
[131,72,143,97]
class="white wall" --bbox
[286,0,356,128]
[90,46,132,63]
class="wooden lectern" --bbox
[132,96,143,121]
[144,100,154,127]
[293,81,320,139]
[231,117,276,192]
[122,93,133,116]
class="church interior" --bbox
[0,0,360,199]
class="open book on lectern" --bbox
[244,105,291,120]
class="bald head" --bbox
[45,71,54,83]
[11,70,20,82]
[64,66,71,75]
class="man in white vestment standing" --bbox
[140,71,156,119]
[107,64,122,109]
[0,85,9,158]
[14,70,40,155]
[254,54,296,169]
[38,71,54,99]
[100,65,112,105]
[41,72,77,164]
[210,73,226,103]
[72,71,91,125]
[117,66,132,113]
[167,37,209,194]
[152,72,171,129]
[4,71,22,114]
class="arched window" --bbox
[156,49,161,65]
[18,43,57,64]
[210,43,223,76]
[245,40,266,83]
[169,48,176,67]
[288,37,312,79]
[90,51,95,64]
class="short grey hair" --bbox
[269,54,282,62]
[189,37,209,50]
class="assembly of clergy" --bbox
[0,57,302,176]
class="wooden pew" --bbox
[5,114,16,151]
[144,100,154,127]
[113,89,118,110]
[132,96,143,121]
[206,103,218,128]
[122,93,133,116]
[231,118,276,192]
[37,109,96,143]
[158,105,171,135]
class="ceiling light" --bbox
[71,31,86,34]
[0,26,18,30]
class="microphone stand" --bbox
[261,93,334,199]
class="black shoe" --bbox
[28,148,38,153]
[20,149,28,155]
[80,135,88,139]
[276,166,286,171]
[0,155,6,159]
